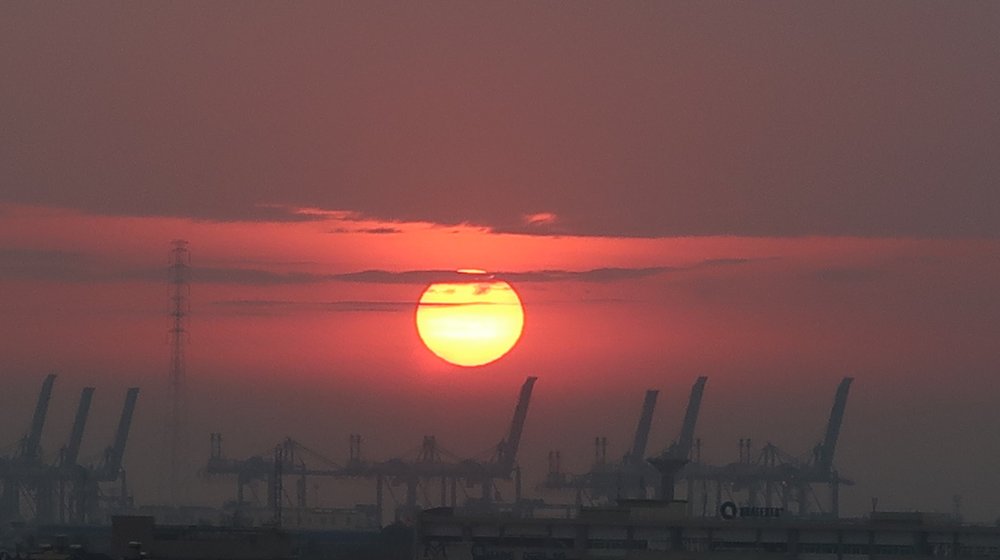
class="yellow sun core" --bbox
[415,276,525,367]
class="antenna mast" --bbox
[168,239,190,504]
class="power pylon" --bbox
[168,240,190,504]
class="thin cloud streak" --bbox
[0,248,97,281]
[209,299,411,315]
[6,4,998,237]
[0,252,759,286]
[191,260,758,286]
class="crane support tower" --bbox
[1,376,141,524]
[678,377,854,519]
[649,376,709,502]
[205,377,539,524]
[544,386,664,502]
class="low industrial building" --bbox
[416,500,1000,560]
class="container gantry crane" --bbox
[206,376,539,525]
[680,377,854,518]
[0,376,139,524]
[544,376,709,505]
[543,388,660,503]
[649,376,708,501]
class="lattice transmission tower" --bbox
[168,240,190,504]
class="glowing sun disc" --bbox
[415,278,525,367]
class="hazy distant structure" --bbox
[680,377,854,518]
[650,376,708,502]
[541,376,855,519]
[544,377,707,504]
[168,240,190,504]
[543,389,659,501]
[348,375,538,521]
[0,375,140,524]
[205,377,538,525]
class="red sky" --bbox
[1,202,998,519]
[2,3,999,521]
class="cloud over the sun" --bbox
[4,3,999,238]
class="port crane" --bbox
[543,388,659,502]
[0,375,140,524]
[205,376,538,525]
[346,376,537,520]
[649,376,708,502]
[544,376,709,505]
[680,377,854,518]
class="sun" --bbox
[415,272,525,367]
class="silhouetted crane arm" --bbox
[625,390,658,466]
[672,376,707,460]
[497,376,537,472]
[64,387,95,466]
[817,377,853,473]
[22,373,56,461]
[102,387,139,479]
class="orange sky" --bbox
[3,1,1000,526]
[1,202,998,519]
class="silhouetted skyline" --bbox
[1,3,998,522]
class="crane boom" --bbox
[103,387,139,478]
[673,376,708,460]
[22,374,57,461]
[625,390,659,466]
[817,377,853,472]
[64,387,95,466]
[497,376,537,472]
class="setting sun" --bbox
[415,274,525,367]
